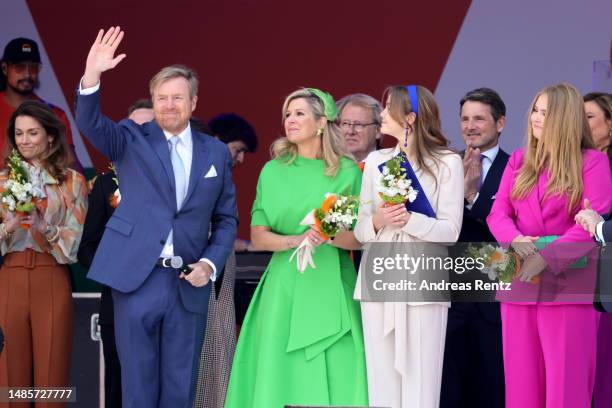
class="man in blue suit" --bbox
[76,27,237,407]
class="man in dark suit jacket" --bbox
[441,88,508,408]
[78,172,122,408]
[76,27,237,407]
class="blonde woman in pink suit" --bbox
[487,83,612,408]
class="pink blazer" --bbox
[487,148,612,303]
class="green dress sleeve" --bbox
[251,163,271,227]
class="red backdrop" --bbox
[27,0,470,238]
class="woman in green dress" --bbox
[225,88,368,407]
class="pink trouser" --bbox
[594,313,612,408]
[501,303,600,408]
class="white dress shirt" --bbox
[596,221,606,246]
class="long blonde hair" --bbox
[511,83,595,213]
[272,88,349,176]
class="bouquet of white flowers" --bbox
[378,155,418,205]
[1,149,44,229]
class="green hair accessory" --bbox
[307,87,337,122]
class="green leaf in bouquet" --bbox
[7,149,30,184]
[16,201,35,213]
[498,253,518,283]
[379,193,406,205]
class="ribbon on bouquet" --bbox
[289,210,323,273]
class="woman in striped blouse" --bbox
[0,100,87,406]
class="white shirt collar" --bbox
[162,123,192,147]
[481,144,499,163]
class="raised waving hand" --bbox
[82,26,126,88]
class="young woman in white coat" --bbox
[354,85,464,408]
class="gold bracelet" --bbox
[45,225,61,243]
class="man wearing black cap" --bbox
[0,37,82,170]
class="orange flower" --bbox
[15,210,30,229]
[490,250,503,263]
[320,194,337,213]
[512,252,521,274]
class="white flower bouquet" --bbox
[1,149,44,229]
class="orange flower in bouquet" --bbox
[290,192,359,272]
[465,244,539,284]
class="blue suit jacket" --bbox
[76,90,237,314]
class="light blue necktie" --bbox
[166,136,187,250]
[169,136,187,209]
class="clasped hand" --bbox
[510,234,539,258]
[518,252,547,282]
[511,235,547,282]
[179,261,213,288]
[4,210,46,234]
[574,199,603,237]
[373,203,410,232]
[463,146,482,202]
[289,227,327,248]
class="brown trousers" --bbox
[0,249,73,408]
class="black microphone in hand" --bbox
[159,256,193,275]
[172,256,193,275]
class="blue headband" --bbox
[406,85,419,116]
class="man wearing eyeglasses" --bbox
[0,37,82,171]
[336,93,382,164]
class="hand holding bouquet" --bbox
[378,155,418,205]
[289,193,359,273]
[465,244,539,284]
[1,149,44,229]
